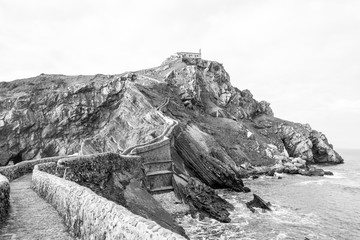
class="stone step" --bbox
[146,170,173,177]
[143,161,173,174]
[143,160,173,165]
[149,186,174,194]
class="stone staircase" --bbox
[123,96,178,194]
[142,160,174,193]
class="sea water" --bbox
[178,149,360,240]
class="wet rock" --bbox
[283,167,299,174]
[324,171,334,175]
[298,167,325,176]
[174,176,234,223]
[246,194,272,213]
[266,168,276,176]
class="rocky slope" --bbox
[0,55,343,183]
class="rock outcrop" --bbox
[246,194,272,213]
[0,75,167,166]
[173,175,234,223]
[0,54,343,181]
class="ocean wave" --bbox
[292,179,327,186]
[270,206,319,226]
[275,232,288,240]
[343,186,360,193]
[323,172,346,179]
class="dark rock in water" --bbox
[324,170,334,175]
[174,176,234,223]
[266,168,276,176]
[246,194,272,213]
[252,175,259,179]
[243,186,251,192]
[283,167,299,174]
[278,176,282,179]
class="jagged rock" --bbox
[178,177,234,223]
[310,130,344,164]
[172,123,247,192]
[246,194,272,213]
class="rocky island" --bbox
[0,53,344,239]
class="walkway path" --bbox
[0,174,73,240]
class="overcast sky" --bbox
[1,0,359,150]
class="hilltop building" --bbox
[176,49,201,59]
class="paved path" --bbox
[0,174,73,240]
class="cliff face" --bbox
[0,56,343,183]
[0,74,167,165]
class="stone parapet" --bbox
[56,152,141,182]
[0,155,71,181]
[131,137,171,162]
[0,173,10,218]
[32,167,186,239]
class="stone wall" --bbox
[35,162,60,176]
[130,137,171,162]
[57,152,141,175]
[32,167,186,239]
[54,152,186,237]
[55,152,141,188]
[0,155,72,181]
[0,174,10,218]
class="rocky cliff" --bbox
[0,55,343,184]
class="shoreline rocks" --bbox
[245,157,334,178]
[173,175,235,223]
[246,194,272,213]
